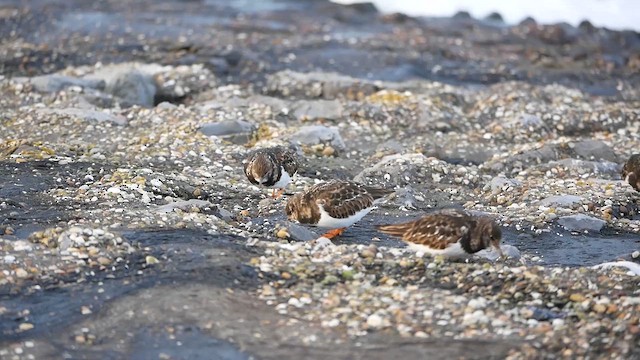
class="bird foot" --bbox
[271,188,284,199]
[321,228,346,239]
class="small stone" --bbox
[97,257,111,266]
[276,228,290,239]
[321,274,339,285]
[593,303,607,313]
[322,146,335,157]
[366,314,384,329]
[75,334,86,344]
[569,294,585,302]
[145,255,159,265]
[281,272,292,280]
[632,251,640,259]
[18,323,34,331]
[15,268,29,278]
[81,306,92,315]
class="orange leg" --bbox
[321,227,346,239]
[271,188,284,199]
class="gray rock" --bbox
[476,244,521,261]
[200,120,255,144]
[289,125,345,150]
[29,74,105,93]
[277,221,319,241]
[538,195,583,207]
[36,108,127,126]
[85,64,158,107]
[519,113,545,128]
[551,159,622,176]
[571,140,618,162]
[489,176,522,195]
[266,70,378,99]
[156,199,232,221]
[291,99,343,121]
[557,214,606,232]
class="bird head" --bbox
[479,218,503,258]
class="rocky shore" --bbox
[1,0,639,358]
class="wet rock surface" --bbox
[1,0,640,359]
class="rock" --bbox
[36,108,127,126]
[15,268,29,278]
[366,313,385,328]
[289,125,345,151]
[266,70,378,99]
[156,199,232,220]
[29,74,105,93]
[476,244,521,261]
[84,63,159,107]
[489,176,522,195]
[592,261,640,276]
[550,159,621,176]
[277,221,319,242]
[571,140,618,162]
[557,214,606,232]
[291,99,343,121]
[200,120,255,144]
[538,195,583,208]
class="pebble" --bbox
[366,314,384,328]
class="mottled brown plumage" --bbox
[244,146,299,196]
[622,154,640,191]
[285,180,393,237]
[376,209,503,258]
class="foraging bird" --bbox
[244,146,299,198]
[285,180,392,239]
[376,208,504,259]
[622,154,640,191]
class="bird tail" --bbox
[376,222,410,237]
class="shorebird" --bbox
[285,180,392,239]
[244,146,299,199]
[376,208,504,259]
[622,154,640,191]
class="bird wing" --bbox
[312,181,374,219]
[378,212,471,250]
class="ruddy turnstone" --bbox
[622,154,640,191]
[285,180,392,239]
[376,209,504,259]
[244,146,299,198]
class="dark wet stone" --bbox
[527,307,567,321]
[278,221,319,241]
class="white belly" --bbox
[316,205,375,228]
[407,242,468,259]
[272,167,292,188]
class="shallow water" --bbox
[313,215,640,267]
